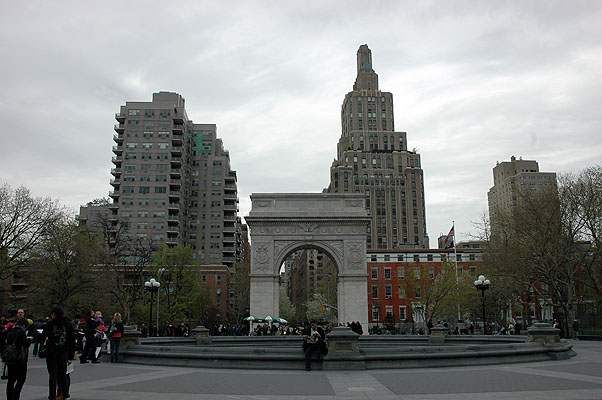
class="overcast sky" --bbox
[1,1,601,246]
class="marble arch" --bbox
[245,193,370,327]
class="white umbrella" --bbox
[244,316,256,336]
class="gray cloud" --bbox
[1,1,600,245]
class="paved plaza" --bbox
[5,340,602,400]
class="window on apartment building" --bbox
[398,285,405,299]
[216,275,222,284]
[469,265,477,275]
[371,268,378,280]
[385,306,393,319]
[399,306,406,321]
[139,186,150,194]
[371,285,378,299]
[413,254,420,262]
[398,267,405,280]
[427,254,433,261]
[372,305,379,321]
[428,267,435,279]
[384,268,391,280]
[415,287,422,299]
[413,267,420,279]
[385,285,392,299]
[457,254,463,261]
[440,254,447,262]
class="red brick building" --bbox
[366,248,484,331]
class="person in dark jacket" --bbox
[5,318,30,400]
[303,321,326,371]
[109,313,125,363]
[39,307,75,400]
[80,310,99,363]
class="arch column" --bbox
[246,193,370,330]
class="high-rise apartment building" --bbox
[108,92,241,268]
[326,45,429,249]
[487,155,556,226]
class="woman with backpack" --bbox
[4,318,30,400]
[39,307,75,400]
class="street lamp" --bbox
[156,268,166,334]
[144,278,160,336]
[474,275,490,334]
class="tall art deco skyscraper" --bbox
[326,45,429,249]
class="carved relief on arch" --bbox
[253,241,272,273]
[274,240,295,263]
[346,241,365,271]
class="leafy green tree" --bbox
[152,244,201,324]
[279,288,297,324]
[402,263,462,325]
[305,293,328,322]
[229,258,250,324]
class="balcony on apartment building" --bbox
[109,190,120,199]
[113,134,124,144]
[172,124,184,135]
[171,146,183,156]
[110,178,120,186]
[112,145,123,155]
[115,113,126,123]
[111,168,122,176]
[170,168,182,178]
[114,124,125,133]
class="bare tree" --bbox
[26,218,101,316]
[0,184,66,279]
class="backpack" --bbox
[53,324,68,351]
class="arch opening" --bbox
[278,244,339,326]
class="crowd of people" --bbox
[1,307,125,400]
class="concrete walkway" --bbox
[5,339,602,400]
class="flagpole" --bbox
[453,221,461,323]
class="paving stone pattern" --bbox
[5,340,602,400]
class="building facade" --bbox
[109,92,241,268]
[326,45,429,249]
[366,248,484,331]
[487,155,556,227]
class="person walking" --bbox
[80,310,98,364]
[4,318,30,400]
[40,307,75,400]
[108,313,124,363]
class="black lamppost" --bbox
[145,278,160,336]
[474,275,490,334]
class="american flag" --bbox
[443,226,455,249]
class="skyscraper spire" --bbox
[353,44,379,91]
